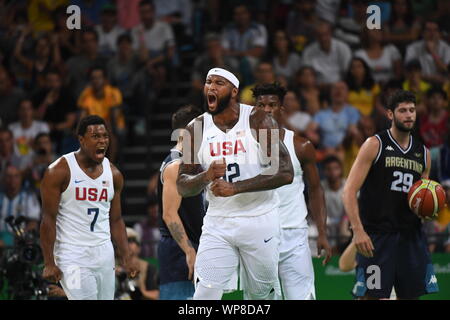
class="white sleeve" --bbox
[164,23,175,47]
[251,24,268,48]
[26,193,41,221]
[388,44,402,62]
[405,43,418,64]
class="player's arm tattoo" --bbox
[233,109,294,194]
[167,222,194,249]
[176,117,210,197]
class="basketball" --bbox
[408,179,447,219]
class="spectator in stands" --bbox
[71,0,111,27]
[315,0,341,25]
[134,196,161,259]
[405,21,450,85]
[0,128,32,180]
[321,156,346,253]
[239,61,275,105]
[310,81,361,157]
[65,29,108,98]
[354,28,403,84]
[152,0,193,37]
[282,90,314,139]
[293,66,322,115]
[334,0,368,49]
[434,0,450,43]
[0,68,25,127]
[32,69,77,155]
[269,30,302,84]
[52,7,81,60]
[286,0,320,54]
[402,60,431,114]
[384,0,421,54]
[116,0,141,30]
[221,4,268,85]
[131,0,176,74]
[301,21,352,86]
[0,165,40,247]
[95,4,125,58]
[8,99,49,157]
[77,66,125,162]
[29,132,56,191]
[345,57,380,117]
[419,87,449,149]
[27,0,68,34]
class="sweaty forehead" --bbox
[396,102,415,109]
[86,124,107,133]
[256,95,281,104]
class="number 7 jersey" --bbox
[359,129,427,233]
[55,152,115,246]
[197,104,279,217]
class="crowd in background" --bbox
[0,0,449,263]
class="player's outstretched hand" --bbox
[185,247,197,281]
[317,234,332,265]
[210,179,236,197]
[352,228,374,258]
[205,158,227,182]
[42,264,63,283]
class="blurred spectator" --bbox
[77,66,125,162]
[320,155,346,253]
[293,66,322,115]
[310,81,361,155]
[0,128,32,180]
[29,132,56,190]
[384,0,421,54]
[282,90,314,137]
[345,57,380,117]
[301,21,352,86]
[405,21,450,85]
[71,0,111,27]
[65,29,108,98]
[117,0,141,30]
[402,60,430,114]
[27,0,68,34]
[418,87,449,149]
[94,4,125,58]
[0,165,40,247]
[0,68,25,127]
[221,4,268,85]
[434,0,450,43]
[134,196,161,259]
[8,98,49,157]
[32,69,77,155]
[153,0,193,35]
[373,79,402,130]
[107,34,141,115]
[52,7,81,60]
[269,30,302,84]
[286,0,320,54]
[354,28,402,84]
[131,0,175,91]
[240,61,275,105]
[315,0,341,25]
[334,0,368,49]
[191,33,239,93]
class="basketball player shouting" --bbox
[40,115,138,300]
[342,90,439,299]
[177,68,294,300]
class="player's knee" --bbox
[193,282,223,300]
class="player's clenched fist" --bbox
[43,264,63,283]
[210,179,236,197]
[205,158,227,182]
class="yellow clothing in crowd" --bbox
[402,80,431,106]
[77,85,125,129]
[436,206,450,229]
[28,0,68,33]
[348,85,380,116]
[240,84,256,105]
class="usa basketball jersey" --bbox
[359,130,427,233]
[277,129,308,229]
[56,152,114,246]
[197,104,279,217]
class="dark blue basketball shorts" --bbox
[353,228,439,299]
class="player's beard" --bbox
[203,92,231,115]
[393,116,414,133]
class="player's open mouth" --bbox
[207,93,217,109]
[96,147,106,155]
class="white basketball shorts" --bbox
[277,228,316,300]
[54,240,115,300]
[194,209,281,299]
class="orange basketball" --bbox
[408,179,447,219]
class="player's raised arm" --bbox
[109,164,138,278]
[342,136,379,258]
[295,136,331,265]
[40,158,68,283]
[177,116,226,197]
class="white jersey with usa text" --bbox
[198,104,279,217]
[277,129,308,229]
[56,152,114,247]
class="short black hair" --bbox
[88,65,107,78]
[405,59,422,72]
[139,0,154,8]
[35,132,51,143]
[252,82,287,102]
[323,155,342,168]
[426,86,447,100]
[81,28,98,42]
[117,33,132,46]
[172,104,202,130]
[387,90,416,111]
[77,115,107,136]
